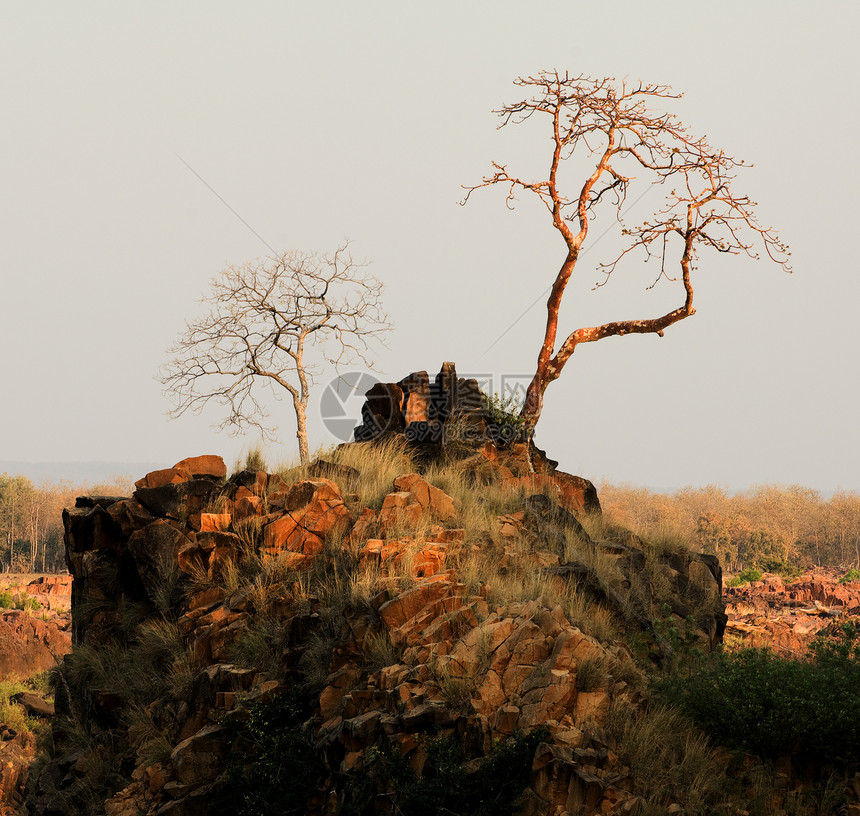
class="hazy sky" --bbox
[3,2,858,492]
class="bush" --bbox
[838,568,860,584]
[0,590,41,613]
[220,691,322,816]
[340,728,549,816]
[725,567,762,587]
[481,391,528,445]
[657,622,860,760]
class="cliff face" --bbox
[31,430,729,816]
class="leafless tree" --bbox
[463,71,791,432]
[160,242,389,464]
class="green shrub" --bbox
[19,593,40,613]
[656,622,860,760]
[220,691,322,816]
[725,567,762,587]
[756,557,803,581]
[480,391,528,445]
[340,728,549,816]
[0,590,43,613]
[838,568,860,584]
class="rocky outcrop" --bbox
[0,611,70,681]
[30,447,729,816]
[350,363,602,521]
[725,570,860,654]
[354,363,487,446]
[22,576,72,612]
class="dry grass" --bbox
[0,677,44,735]
[457,542,620,644]
[328,437,417,509]
[362,629,402,674]
[607,700,736,814]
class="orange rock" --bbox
[393,474,457,520]
[177,542,209,575]
[497,512,526,538]
[404,391,431,424]
[494,704,520,735]
[348,507,377,545]
[234,494,264,519]
[173,455,227,480]
[412,544,447,578]
[251,470,269,496]
[474,670,505,712]
[264,478,351,556]
[134,467,186,490]
[427,528,465,544]
[319,668,361,720]
[196,513,232,533]
[573,690,610,726]
[358,538,448,579]
[189,586,225,611]
[379,578,457,632]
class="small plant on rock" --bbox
[481,391,529,446]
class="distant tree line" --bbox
[601,483,860,574]
[0,473,132,574]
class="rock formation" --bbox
[725,570,860,654]
[27,434,732,816]
[0,612,70,682]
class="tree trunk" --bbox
[295,399,309,465]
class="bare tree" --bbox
[464,71,791,432]
[160,242,389,464]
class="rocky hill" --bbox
[26,422,732,816]
[16,366,857,815]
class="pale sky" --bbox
[3,2,858,492]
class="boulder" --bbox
[134,478,221,520]
[170,724,228,786]
[134,456,227,490]
[11,692,54,718]
[264,478,351,556]
[393,474,457,521]
[173,455,227,481]
[353,383,405,441]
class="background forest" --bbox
[600,483,860,576]
[0,473,131,573]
